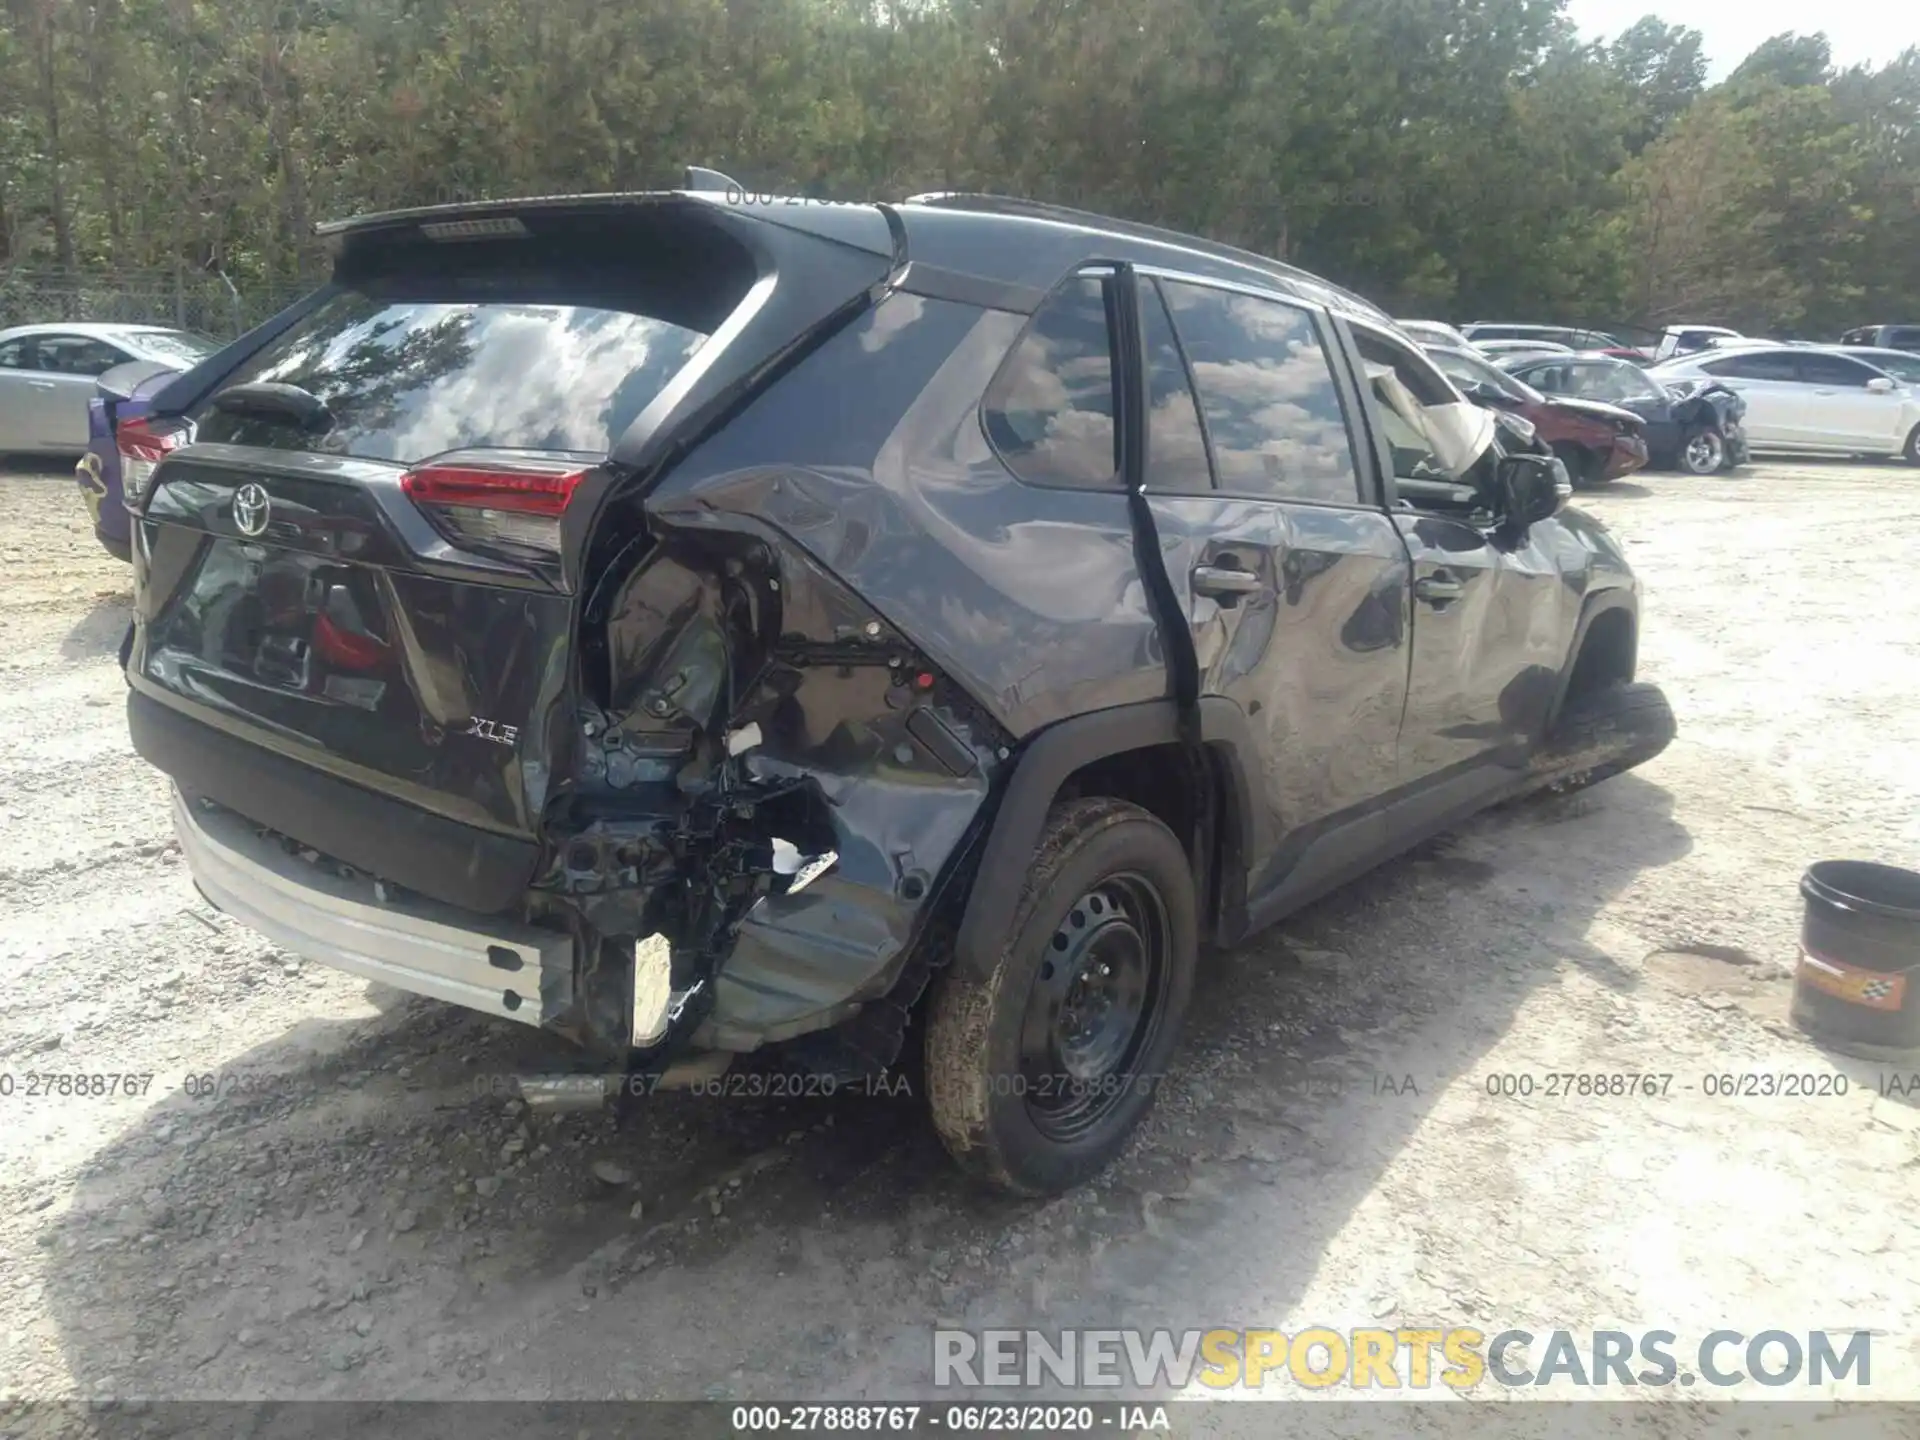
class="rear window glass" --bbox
[194,289,709,462]
[131,330,218,365]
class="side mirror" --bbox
[1461,380,1512,407]
[1866,376,1897,394]
[1496,452,1568,527]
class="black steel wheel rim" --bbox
[1017,873,1172,1142]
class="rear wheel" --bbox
[926,798,1196,1195]
[1529,680,1676,795]
[1679,428,1725,475]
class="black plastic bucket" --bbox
[1791,860,1920,1059]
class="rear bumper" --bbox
[127,688,538,915]
[173,788,575,1028]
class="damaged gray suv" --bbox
[122,182,1675,1194]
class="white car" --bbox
[1475,338,1575,358]
[0,322,216,455]
[1396,319,1476,351]
[1651,344,1920,463]
[1653,325,1745,362]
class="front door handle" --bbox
[28,380,58,390]
[1191,564,1263,599]
[1415,574,1464,605]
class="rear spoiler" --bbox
[95,359,178,404]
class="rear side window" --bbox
[0,338,29,369]
[1703,351,1799,381]
[983,274,1119,489]
[1159,280,1360,504]
[194,287,710,462]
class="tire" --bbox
[1904,424,1920,467]
[926,798,1197,1195]
[1528,680,1676,795]
[1552,442,1603,489]
[1678,428,1725,475]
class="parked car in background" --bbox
[77,361,191,560]
[1396,320,1476,350]
[1502,352,1748,474]
[1462,322,1624,351]
[1475,338,1575,358]
[1651,345,1920,463]
[1838,347,1920,386]
[117,184,1674,1196]
[1595,344,1654,365]
[0,323,217,456]
[1425,343,1649,486]
[1838,324,1920,354]
[1653,325,1743,362]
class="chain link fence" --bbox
[0,268,312,340]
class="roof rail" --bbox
[903,191,1388,319]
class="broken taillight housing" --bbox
[400,452,594,564]
[118,415,193,508]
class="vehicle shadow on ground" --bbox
[61,592,131,662]
[38,773,1690,1416]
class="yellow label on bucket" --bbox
[1799,947,1908,1012]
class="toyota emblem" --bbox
[232,483,271,538]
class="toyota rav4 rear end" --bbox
[122,190,1009,1081]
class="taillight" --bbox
[400,453,594,562]
[119,416,192,508]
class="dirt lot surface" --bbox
[2,459,1918,1436]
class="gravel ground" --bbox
[2,458,1918,1435]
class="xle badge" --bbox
[462,717,520,747]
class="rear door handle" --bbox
[1415,574,1464,605]
[1191,564,1263,599]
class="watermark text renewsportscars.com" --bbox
[933,1328,1873,1391]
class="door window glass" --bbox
[0,338,31,369]
[1796,353,1879,387]
[1141,281,1212,492]
[1159,280,1360,503]
[1702,351,1800,381]
[33,335,128,377]
[1353,329,1471,485]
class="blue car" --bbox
[76,360,191,561]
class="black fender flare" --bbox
[1546,587,1638,734]
[951,696,1265,980]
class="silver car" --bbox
[0,323,216,455]
[1650,344,1920,464]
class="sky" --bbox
[1563,0,1920,80]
